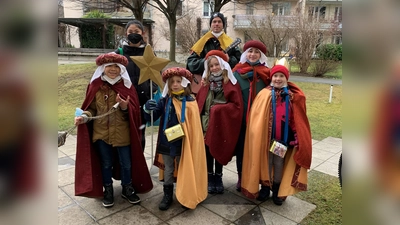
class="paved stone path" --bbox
[58,134,342,225]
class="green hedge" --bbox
[79,10,115,48]
[316,44,342,61]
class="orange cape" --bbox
[154,98,207,209]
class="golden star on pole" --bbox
[130,44,170,89]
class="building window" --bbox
[332,34,342,44]
[203,2,212,17]
[177,1,183,16]
[308,6,326,22]
[246,3,254,15]
[334,7,342,22]
[281,39,289,54]
[272,2,290,16]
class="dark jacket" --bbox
[186,38,241,75]
[143,95,196,156]
[114,45,158,107]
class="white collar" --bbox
[101,75,122,85]
[211,31,223,38]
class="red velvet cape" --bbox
[196,81,244,165]
[287,82,312,169]
[75,78,153,197]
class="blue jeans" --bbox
[95,140,132,186]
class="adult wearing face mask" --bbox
[186,12,241,95]
[114,20,158,151]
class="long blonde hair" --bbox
[203,56,229,86]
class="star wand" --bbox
[130,44,170,164]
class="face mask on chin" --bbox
[127,33,143,44]
[211,70,223,77]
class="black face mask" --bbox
[127,33,143,44]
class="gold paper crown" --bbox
[274,57,290,70]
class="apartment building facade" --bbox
[150,0,342,56]
[59,0,342,57]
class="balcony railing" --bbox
[233,14,297,29]
[233,14,342,31]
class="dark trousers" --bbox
[234,123,246,176]
[95,140,132,186]
[205,145,222,174]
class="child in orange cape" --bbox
[143,67,207,210]
[241,65,312,205]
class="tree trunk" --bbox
[196,17,202,40]
[58,31,64,48]
[169,18,177,62]
[102,25,106,49]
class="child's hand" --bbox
[201,78,206,86]
[145,99,157,111]
[74,116,84,126]
[116,94,130,110]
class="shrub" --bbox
[310,59,340,77]
[316,44,342,61]
[65,43,75,48]
[79,10,115,48]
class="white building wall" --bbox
[63,0,84,48]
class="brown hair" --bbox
[203,56,229,86]
[166,76,192,96]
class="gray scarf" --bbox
[209,74,223,92]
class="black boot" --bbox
[257,185,271,201]
[122,184,141,204]
[208,173,216,194]
[214,173,224,194]
[159,184,174,210]
[103,184,114,207]
[236,174,241,192]
[272,182,283,206]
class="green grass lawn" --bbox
[296,82,342,140]
[58,62,342,224]
[296,170,342,224]
[290,61,342,79]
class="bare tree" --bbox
[212,0,267,12]
[147,0,183,62]
[245,15,293,58]
[159,12,202,53]
[212,0,231,12]
[291,16,321,73]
